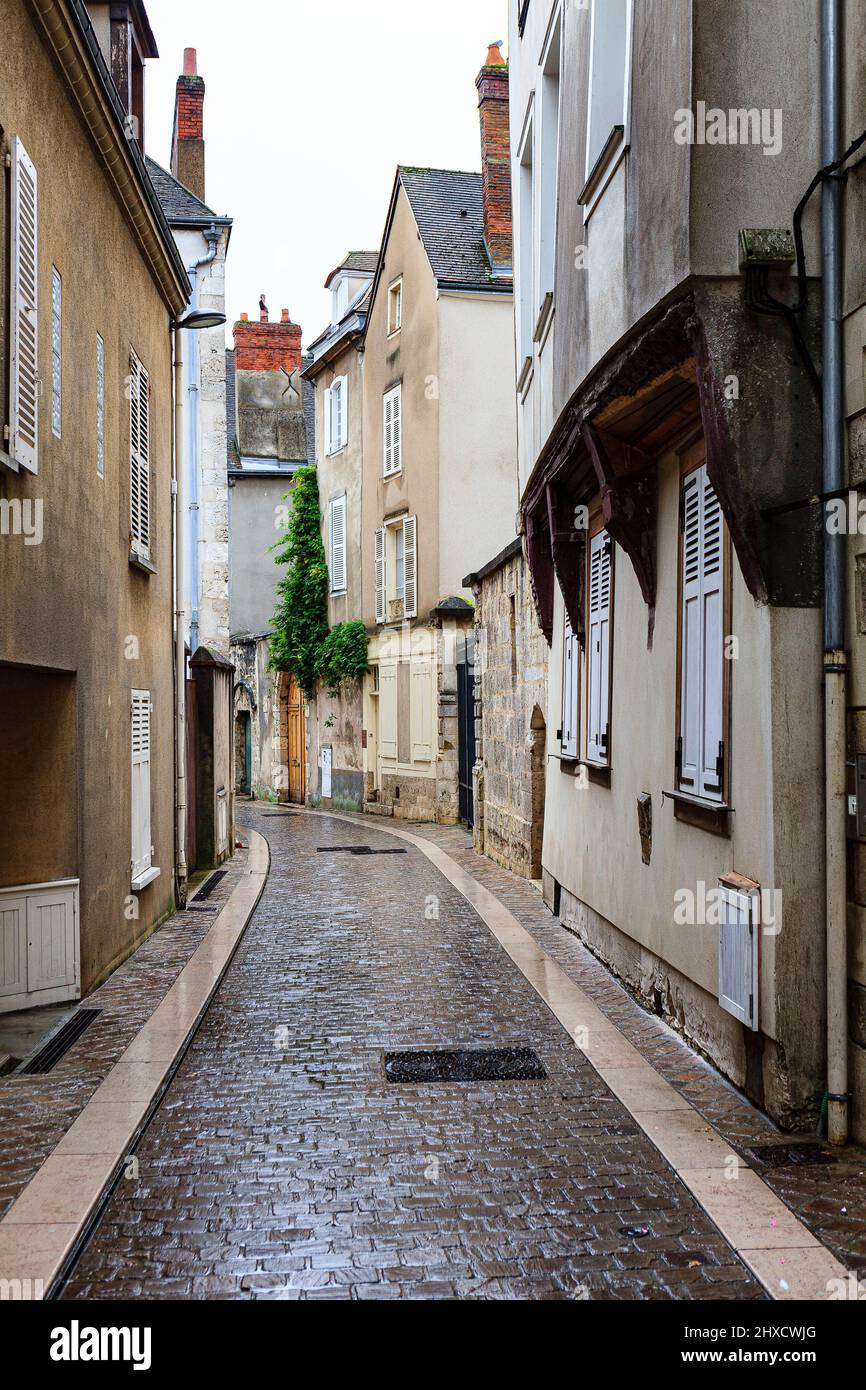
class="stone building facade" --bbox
[466,539,548,878]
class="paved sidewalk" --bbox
[62,807,768,1300]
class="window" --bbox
[561,613,579,759]
[96,335,105,479]
[538,9,562,326]
[9,136,38,473]
[516,113,535,375]
[129,349,150,558]
[585,0,632,181]
[324,375,347,455]
[383,383,402,475]
[375,514,417,622]
[388,278,403,335]
[131,689,158,890]
[586,527,613,765]
[678,461,725,803]
[329,493,347,594]
[51,268,61,438]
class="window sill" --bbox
[517,354,533,399]
[579,125,627,224]
[129,550,156,575]
[330,588,347,597]
[664,789,733,837]
[582,760,611,788]
[383,470,402,481]
[326,446,347,459]
[0,445,20,473]
[131,866,160,892]
[533,292,554,346]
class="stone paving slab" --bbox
[61,808,769,1301]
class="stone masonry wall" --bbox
[472,547,548,877]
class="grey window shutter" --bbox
[402,515,417,618]
[10,137,39,472]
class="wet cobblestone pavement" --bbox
[62,808,766,1300]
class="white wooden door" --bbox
[27,890,77,993]
[0,896,28,999]
[0,883,79,1012]
[321,746,333,799]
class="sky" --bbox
[143,0,509,347]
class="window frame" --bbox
[536,5,562,344]
[387,277,403,337]
[560,608,579,760]
[584,514,614,769]
[580,0,634,221]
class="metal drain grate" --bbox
[185,904,219,914]
[317,846,406,857]
[192,869,226,901]
[18,1009,102,1075]
[385,1047,547,1084]
[261,811,300,817]
[747,1142,837,1168]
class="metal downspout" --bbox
[821,0,849,1144]
[173,325,188,903]
[187,224,221,654]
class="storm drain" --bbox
[747,1142,837,1168]
[17,1009,102,1075]
[384,1047,547,1084]
[191,870,226,902]
[185,904,219,914]
[317,846,406,857]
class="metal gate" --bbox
[456,633,476,828]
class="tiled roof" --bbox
[340,251,379,274]
[145,156,230,226]
[399,167,507,289]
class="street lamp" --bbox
[175,308,226,330]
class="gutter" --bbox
[173,325,188,903]
[821,0,849,1145]
[186,225,221,653]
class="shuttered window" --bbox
[402,515,417,618]
[51,268,61,439]
[383,383,402,475]
[375,527,386,623]
[561,613,579,758]
[96,335,105,479]
[325,376,347,455]
[329,493,347,593]
[678,463,724,802]
[10,137,38,472]
[129,350,150,557]
[586,528,612,765]
[131,690,152,882]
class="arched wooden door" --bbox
[286,674,304,804]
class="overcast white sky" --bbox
[144,0,509,347]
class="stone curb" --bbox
[0,831,270,1301]
[303,808,852,1302]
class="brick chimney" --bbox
[233,305,302,374]
[171,48,206,201]
[476,42,512,277]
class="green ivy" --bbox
[269,467,369,697]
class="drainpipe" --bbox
[821,0,849,1145]
[186,224,221,653]
[173,325,188,904]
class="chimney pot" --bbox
[183,47,198,76]
[485,41,505,66]
[281,309,290,323]
[240,312,249,322]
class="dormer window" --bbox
[331,274,350,327]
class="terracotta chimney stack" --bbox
[171,46,206,201]
[476,42,512,276]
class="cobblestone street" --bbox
[59,808,769,1300]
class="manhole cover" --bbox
[747,1142,837,1167]
[317,846,406,857]
[384,1048,547,1084]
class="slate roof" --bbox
[145,156,231,227]
[398,167,509,290]
[324,250,379,286]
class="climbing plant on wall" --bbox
[269,466,369,696]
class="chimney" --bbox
[476,42,512,277]
[171,47,206,201]
[233,305,302,374]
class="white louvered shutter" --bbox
[679,465,724,802]
[379,662,398,758]
[402,515,417,618]
[561,616,578,758]
[384,384,401,475]
[131,690,152,879]
[323,385,332,456]
[330,494,346,593]
[10,137,39,472]
[129,352,151,557]
[375,527,386,623]
[587,530,612,763]
[718,884,759,1029]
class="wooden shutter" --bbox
[375,527,386,623]
[384,384,401,474]
[323,385,332,455]
[718,884,759,1029]
[679,464,724,801]
[330,494,347,593]
[379,662,398,758]
[561,615,578,757]
[336,375,348,449]
[129,351,150,556]
[0,896,27,998]
[131,690,152,879]
[403,515,417,618]
[411,660,433,762]
[10,137,38,473]
[586,529,612,763]
[392,384,402,471]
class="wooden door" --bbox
[286,675,304,804]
